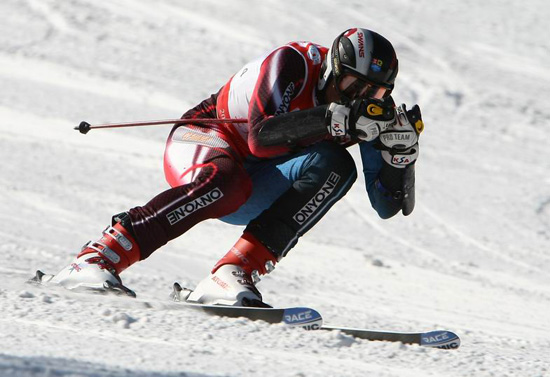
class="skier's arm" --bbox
[256,104,329,148]
[360,141,406,219]
[247,47,309,158]
[256,97,397,150]
[360,104,423,218]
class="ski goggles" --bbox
[336,73,393,101]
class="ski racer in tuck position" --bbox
[39,28,424,306]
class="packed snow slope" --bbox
[1,0,549,376]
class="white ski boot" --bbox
[31,220,140,297]
[34,252,135,297]
[186,264,268,307]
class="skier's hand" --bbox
[379,104,422,150]
[380,104,424,168]
[326,97,396,141]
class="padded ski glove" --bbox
[326,97,396,141]
[380,104,423,168]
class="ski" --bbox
[30,272,457,348]
[29,270,137,297]
[321,325,461,349]
[170,282,323,329]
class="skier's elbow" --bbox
[374,204,401,219]
[366,182,403,219]
[249,144,274,158]
[248,133,290,159]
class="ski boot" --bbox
[186,232,277,307]
[185,264,268,307]
[32,214,140,297]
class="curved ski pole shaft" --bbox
[75,117,248,134]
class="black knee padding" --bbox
[246,142,358,258]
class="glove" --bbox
[325,102,350,137]
[326,97,397,141]
[380,104,423,168]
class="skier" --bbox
[38,28,423,306]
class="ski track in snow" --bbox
[1,0,549,376]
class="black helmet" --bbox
[318,28,399,102]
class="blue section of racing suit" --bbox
[220,140,400,225]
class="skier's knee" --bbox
[305,142,357,188]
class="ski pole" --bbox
[75,118,248,134]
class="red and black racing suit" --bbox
[126,41,386,261]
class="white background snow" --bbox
[1,0,549,376]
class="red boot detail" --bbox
[78,223,141,275]
[213,232,277,275]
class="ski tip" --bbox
[420,330,461,349]
[282,307,323,329]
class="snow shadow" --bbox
[0,353,227,377]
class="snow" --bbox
[1,0,549,376]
